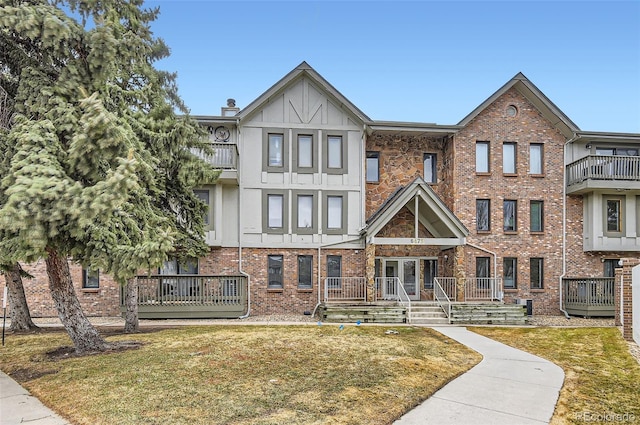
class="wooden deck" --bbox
[563,278,615,318]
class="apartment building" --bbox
[10,62,640,320]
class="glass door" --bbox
[384,261,399,299]
[402,259,420,300]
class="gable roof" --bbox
[236,61,371,124]
[457,72,580,138]
[365,177,469,241]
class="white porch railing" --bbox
[375,277,411,322]
[434,277,457,301]
[464,278,503,301]
[433,277,451,321]
[324,277,367,302]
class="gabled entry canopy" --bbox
[364,178,468,248]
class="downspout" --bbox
[559,133,580,319]
[466,242,501,301]
[236,121,252,319]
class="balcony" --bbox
[566,155,640,194]
[192,143,238,183]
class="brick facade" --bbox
[615,258,639,341]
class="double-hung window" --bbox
[268,255,283,289]
[503,258,517,289]
[530,258,544,289]
[263,129,288,172]
[366,152,380,182]
[530,200,543,232]
[324,192,347,234]
[293,191,317,234]
[529,144,543,175]
[424,153,437,183]
[503,200,517,232]
[323,132,348,174]
[82,269,100,289]
[503,142,516,174]
[263,191,288,234]
[476,199,490,232]
[298,255,313,289]
[476,141,490,173]
[293,130,317,172]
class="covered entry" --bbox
[365,177,469,301]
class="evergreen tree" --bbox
[0,0,217,351]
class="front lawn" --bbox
[1,325,480,425]
[472,327,640,425]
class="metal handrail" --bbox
[393,277,412,324]
[323,277,367,302]
[433,277,451,322]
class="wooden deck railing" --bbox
[566,155,640,186]
[191,143,238,169]
[563,277,615,317]
[123,275,247,307]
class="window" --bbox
[323,132,348,174]
[476,257,490,278]
[476,199,490,232]
[268,255,283,289]
[530,258,544,289]
[503,142,516,174]
[82,268,99,289]
[298,255,313,289]
[263,190,288,234]
[530,200,544,232]
[503,200,517,232]
[323,192,347,234]
[262,129,288,172]
[268,194,284,228]
[603,259,620,278]
[503,258,517,289]
[424,259,437,290]
[366,151,380,182]
[530,144,543,174]
[423,153,437,183]
[268,134,284,167]
[297,195,313,229]
[605,198,622,233]
[327,196,342,229]
[292,130,317,172]
[476,141,490,173]
[160,257,198,275]
[327,255,342,289]
[194,188,213,230]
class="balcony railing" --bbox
[566,155,640,187]
[121,275,247,318]
[563,277,615,317]
[191,143,238,169]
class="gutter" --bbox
[559,133,580,319]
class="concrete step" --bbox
[410,317,451,325]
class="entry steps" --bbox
[408,301,450,325]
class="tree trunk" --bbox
[123,277,139,333]
[45,247,107,353]
[5,263,39,332]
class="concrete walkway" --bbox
[0,325,564,425]
[394,326,565,425]
[0,371,70,425]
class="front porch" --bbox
[120,275,248,319]
[320,276,523,324]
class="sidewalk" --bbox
[394,326,565,425]
[0,371,70,425]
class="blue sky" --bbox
[146,1,640,133]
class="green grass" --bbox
[472,327,640,425]
[1,325,480,425]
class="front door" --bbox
[383,259,420,301]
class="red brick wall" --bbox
[616,258,639,340]
[452,87,568,315]
[1,260,121,317]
